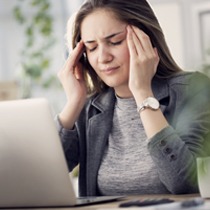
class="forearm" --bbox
[59,100,85,130]
[55,115,80,171]
[148,126,199,194]
[139,108,168,139]
[134,90,169,139]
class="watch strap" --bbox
[137,104,146,113]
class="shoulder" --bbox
[167,71,210,95]
[167,71,210,85]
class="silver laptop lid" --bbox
[0,98,77,208]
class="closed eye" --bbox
[111,40,123,46]
[89,47,97,52]
[86,40,123,52]
[86,46,97,52]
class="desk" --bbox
[3,194,202,210]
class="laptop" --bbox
[0,98,123,208]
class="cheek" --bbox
[86,53,96,69]
[119,45,130,66]
[121,48,130,61]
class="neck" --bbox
[114,86,133,99]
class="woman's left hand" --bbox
[126,25,159,99]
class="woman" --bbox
[56,0,210,196]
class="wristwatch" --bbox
[137,97,160,113]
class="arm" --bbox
[148,80,210,193]
[126,26,210,193]
[57,41,87,129]
[55,115,80,171]
[126,25,168,139]
[56,41,87,170]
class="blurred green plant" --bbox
[13,0,59,97]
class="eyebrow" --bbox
[84,30,125,44]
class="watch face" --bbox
[147,97,160,109]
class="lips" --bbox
[101,66,120,74]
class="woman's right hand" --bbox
[57,41,87,129]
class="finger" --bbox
[153,47,160,66]
[132,26,159,64]
[72,41,85,66]
[129,26,144,56]
[153,47,159,57]
[64,41,84,72]
[133,27,154,52]
[132,26,154,54]
[57,42,84,80]
[126,25,138,58]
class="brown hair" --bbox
[67,0,182,94]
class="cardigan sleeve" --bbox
[55,115,79,172]
[147,74,210,194]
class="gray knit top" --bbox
[97,95,168,195]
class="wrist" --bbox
[133,89,154,105]
[137,97,160,113]
[59,100,84,129]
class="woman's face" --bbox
[80,9,131,96]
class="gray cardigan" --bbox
[56,71,210,196]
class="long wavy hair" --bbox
[66,0,182,94]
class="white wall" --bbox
[150,2,184,69]
[150,0,210,70]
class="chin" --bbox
[104,81,120,88]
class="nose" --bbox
[98,46,113,63]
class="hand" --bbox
[126,26,169,139]
[126,25,159,99]
[57,40,87,105]
[57,41,87,129]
